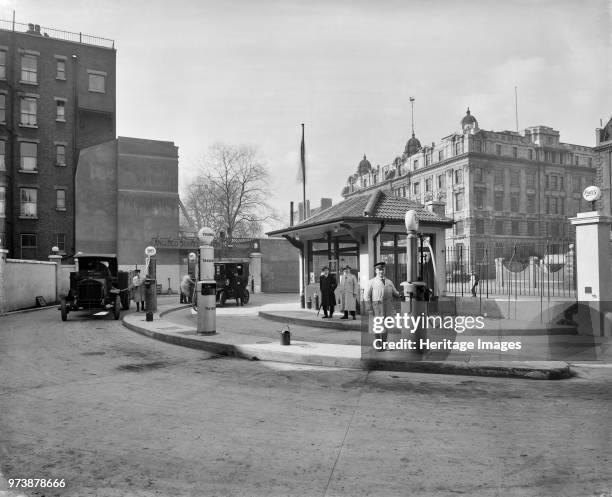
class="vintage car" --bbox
[60,253,131,321]
[214,261,250,306]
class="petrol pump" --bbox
[197,227,216,335]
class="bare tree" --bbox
[184,143,275,240]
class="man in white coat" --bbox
[366,261,401,346]
[338,265,358,320]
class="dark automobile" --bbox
[214,261,250,306]
[60,253,131,321]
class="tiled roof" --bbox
[288,190,452,228]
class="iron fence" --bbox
[445,239,576,298]
[0,19,115,49]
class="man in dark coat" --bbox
[319,266,337,318]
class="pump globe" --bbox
[198,227,215,245]
[405,210,419,232]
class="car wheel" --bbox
[241,289,250,305]
[60,298,68,321]
[113,297,121,320]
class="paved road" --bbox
[1,307,611,497]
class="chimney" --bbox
[425,200,446,218]
[320,198,332,211]
[27,23,35,33]
[34,24,41,34]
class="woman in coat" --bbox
[338,265,358,320]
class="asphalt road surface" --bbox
[1,307,611,497]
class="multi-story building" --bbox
[342,108,597,258]
[0,20,115,259]
[594,116,612,216]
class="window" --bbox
[494,170,504,185]
[0,185,5,216]
[526,172,536,188]
[0,140,5,170]
[437,174,445,189]
[20,233,37,259]
[20,142,37,171]
[575,155,579,166]
[56,189,66,210]
[20,96,37,126]
[454,191,464,211]
[475,219,485,234]
[0,50,5,79]
[56,144,66,165]
[455,220,464,235]
[510,171,520,187]
[402,186,406,198]
[572,176,581,193]
[55,100,66,121]
[495,220,505,234]
[454,169,463,184]
[56,59,66,80]
[528,149,533,160]
[475,189,485,209]
[21,54,38,83]
[454,139,464,155]
[588,157,593,167]
[510,194,519,212]
[474,140,482,153]
[413,159,418,169]
[494,191,504,211]
[559,197,565,215]
[527,194,536,213]
[88,72,106,93]
[425,153,431,167]
[413,182,420,195]
[511,221,519,235]
[495,144,502,155]
[559,176,564,191]
[55,233,66,252]
[512,146,518,158]
[474,167,483,182]
[438,150,444,162]
[527,221,535,236]
[0,93,5,122]
[425,178,432,192]
[20,188,37,217]
[550,175,558,190]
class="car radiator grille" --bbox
[78,280,104,303]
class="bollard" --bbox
[280,327,291,345]
[306,297,312,309]
[314,293,319,310]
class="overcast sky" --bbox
[2,0,611,230]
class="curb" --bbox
[122,312,572,380]
[259,311,361,330]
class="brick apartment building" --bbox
[342,108,597,257]
[0,20,115,259]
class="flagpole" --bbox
[300,123,306,308]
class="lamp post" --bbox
[197,227,216,335]
[144,245,157,321]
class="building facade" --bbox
[0,20,116,259]
[594,116,612,215]
[342,109,597,259]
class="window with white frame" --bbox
[55,99,66,121]
[20,188,37,217]
[0,185,5,216]
[20,233,37,259]
[20,142,37,171]
[56,189,66,210]
[20,96,37,126]
[88,72,106,93]
[55,233,65,252]
[56,144,66,165]
[56,59,66,80]
[0,50,6,79]
[21,54,37,83]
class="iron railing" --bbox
[0,19,114,49]
[445,239,576,299]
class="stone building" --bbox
[594,116,612,215]
[342,108,597,260]
[0,20,116,258]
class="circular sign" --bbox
[583,186,602,202]
[145,246,157,257]
[198,227,215,245]
[188,252,197,262]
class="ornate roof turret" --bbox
[404,133,421,157]
[358,155,372,175]
[461,107,479,133]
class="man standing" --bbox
[366,262,401,345]
[338,265,358,320]
[319,266,337,319]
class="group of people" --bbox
[318,261,401,320]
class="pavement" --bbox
[120,293,612,380]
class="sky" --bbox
[1,0,611,231]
